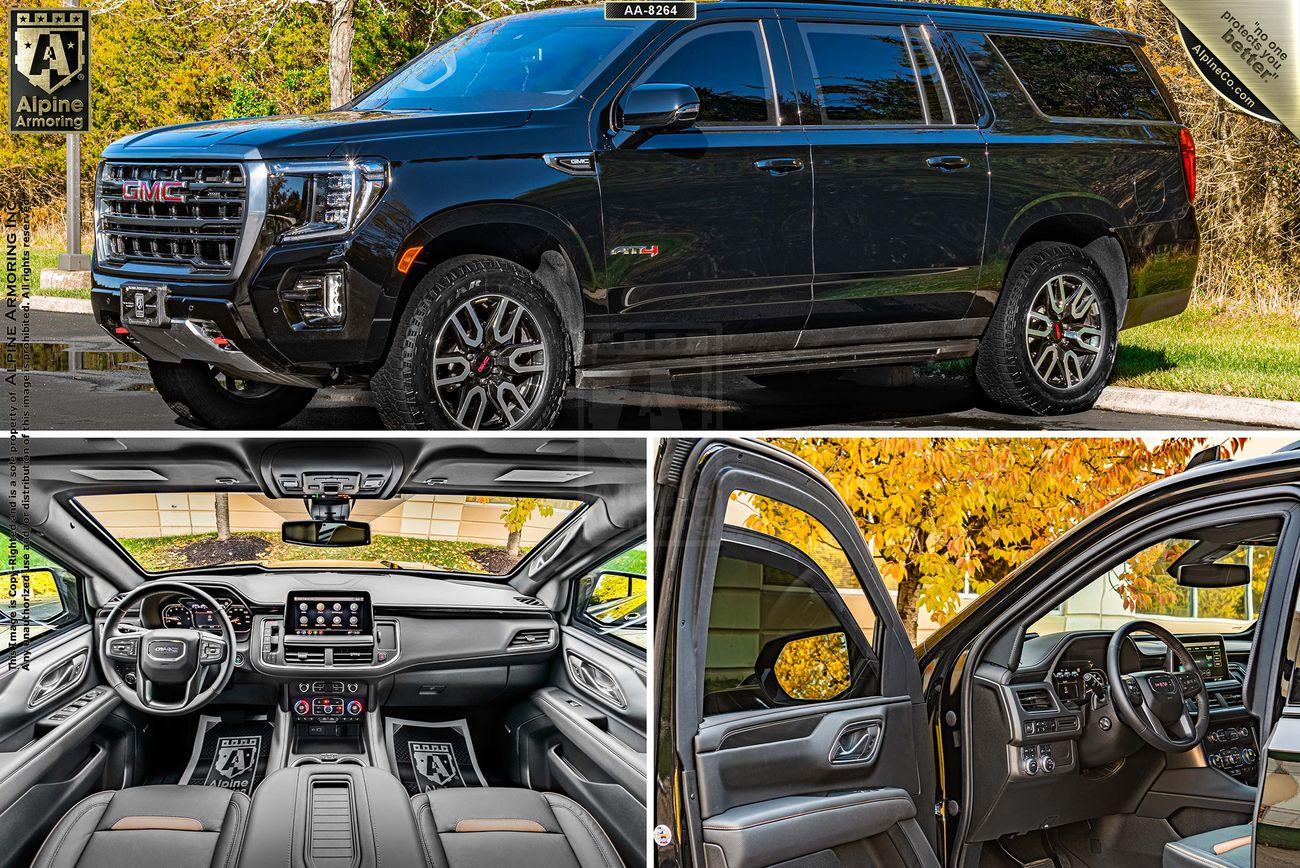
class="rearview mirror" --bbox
[756,628,851,703]
[618,83,700,132]
[282,520,371,547]
[1177,562,1250,588]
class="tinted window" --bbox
[991,35,1171,121]
[355,14,639,112]
[1,528,80,658]
[641,23,774,126]
[574,543,647,653]
[798,22,925,124]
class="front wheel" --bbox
[975,241,1117,415]
[148,360,316,429]
[372,255,571,430]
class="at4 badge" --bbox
[9,8,91,132]
[611,245,660,257]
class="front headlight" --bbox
[265,159,388,242]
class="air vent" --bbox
[1017,688,1054,712]
[1217,689,1244,708]
[332,647,373,665]
[285,645,327,666]
[509,628,555,650]
[513,596,545,608]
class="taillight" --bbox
[1179,126,1196,204]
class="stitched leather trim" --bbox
[1213,836,1251,855]
[454,818,547,833]
[110,815,205,832]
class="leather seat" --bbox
[412,786,625,868]
[31,785,248,868]
[1164,824,1253,868]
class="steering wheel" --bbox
[97,582,237,717]
[1106,621,1210,753]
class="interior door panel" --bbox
[0,626,120,868]
[532,626,648,867]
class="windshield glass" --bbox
[354,13,640,112]
[76,492,583,576]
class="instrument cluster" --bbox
[158,592,253,635]
[1051,659,1108,705]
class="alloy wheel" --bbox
[431,293,548,430]
[1023,274,1106,391]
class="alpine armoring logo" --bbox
[8,8,91,133]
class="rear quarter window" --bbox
[990,34,1171,122]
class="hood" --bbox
[101,108,533,161]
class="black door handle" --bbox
[753,157,805,175]
[926,155,971,172]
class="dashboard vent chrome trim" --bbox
[1016,688,1055,713]
[508,627,556,650]
[332,647,373,665]
[513,596,545,608]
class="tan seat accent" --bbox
[1212,836,1252,855]
[454,818,547,833]
[110,815,205,832]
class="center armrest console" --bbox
[239,764,426,868]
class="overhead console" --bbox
[256,442,406,499]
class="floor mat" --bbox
[180,715,273,796]
[385,716,486,795]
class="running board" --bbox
[575,339,979,387]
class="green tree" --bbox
[500,497,555,558]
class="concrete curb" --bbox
[23,296,93,315]
[1097,386,1300,429]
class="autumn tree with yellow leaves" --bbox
[747,438,1239,644]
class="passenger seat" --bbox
[411,787,625,868]
[1163,824,1252,868]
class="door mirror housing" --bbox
[618,83,700,132]
[585,570,648,626]
[1177,562,1251,588]
[282,520,371,547]
[756,628,852,703]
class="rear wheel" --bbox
[372,255,570,430]
[148,360,316,429]
[975,241,1117,415]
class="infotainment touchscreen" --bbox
[1176,637,1229,682]
[286,592,371,636]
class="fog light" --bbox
[281,271,345,329]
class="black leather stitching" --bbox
[547,795,619,868]
[37,791,112,868]
[216,792,248,868]
[413,798,439,868]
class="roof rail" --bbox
[713,0,1095,26]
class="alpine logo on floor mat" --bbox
[181,715,273,795]
[385,717,486,795]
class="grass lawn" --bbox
[1113,308,1300,402]
[30,247,93,300]
[120,531,507,575]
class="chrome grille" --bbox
[98,162,247,275]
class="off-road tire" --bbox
[148,360,316,429]
[371,255,571,430]
[975,241,1118,415]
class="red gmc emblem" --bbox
[122,179,186,203]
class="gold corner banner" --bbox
[1161,0,1296,134]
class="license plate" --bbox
[121,284,167,327]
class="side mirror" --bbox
[1,568,61,625]
[282,520,371,547]
[618,83,700,132]
[585,571,647,626]
[756,628,852,703]
[1177,562,1251,588]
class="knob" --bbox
[1025,758,1038,776]
[346,682,359,693]
[294,699,311,716]
[297,682,310,693]
[346,699,364,716]
[1041,757,1056,773]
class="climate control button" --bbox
[294,699,311,716]
[346,698,364,716]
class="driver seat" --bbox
[1163,824,1252,868]
[30,785,248,868]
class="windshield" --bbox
[76,492,583,577]
[354,13,640,112]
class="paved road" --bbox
[13,310,1245,431]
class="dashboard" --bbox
[155,591,253,635]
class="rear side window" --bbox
[798,22,952,125]
[639,23,775,126]
[990,35,1171,121]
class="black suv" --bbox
[91,0,1198,429]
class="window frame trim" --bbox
[569,542,648,657]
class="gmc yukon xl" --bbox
[92,0,1198,429]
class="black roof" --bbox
[714,0,1134,36]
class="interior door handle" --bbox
[566,652,627,709]
[29,651,88,708]
[829,720,882,765]
[926,155,971,172]
[753,157,805,176]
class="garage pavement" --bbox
[12,310,1247,431]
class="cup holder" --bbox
[291,757,322,767]
[291,755,365,767]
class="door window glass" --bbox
[990,35,1172,121]
[797,22,929,124]
[574,543,647,653]
[0,527,79,656]
[638,23,775,126]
